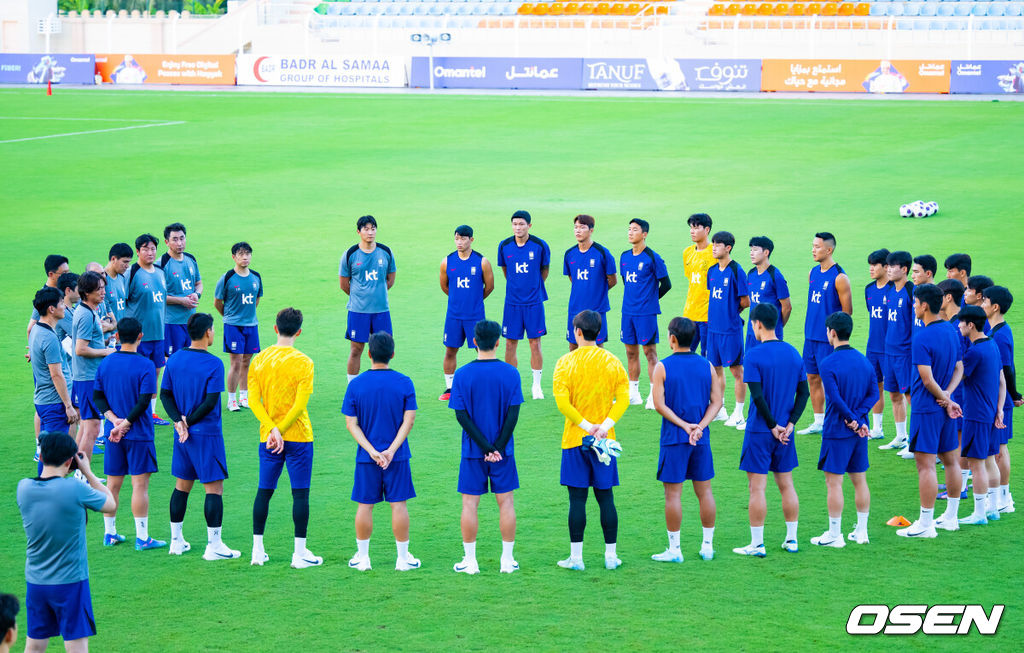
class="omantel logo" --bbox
[847,604,1004,635]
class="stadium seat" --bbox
[725,3,742,13]
[905,2,923,16]
[741,3,758,14]
[937,4,954,15]
[773,3,790,14]
[1007,3,1023,16]
[532,2,549,14]
[595,2,610,14]
[954,4,971,15]
[626,3,642,14]
[709,3,726,14]
[887,3,904,15]
[518,2,533,13]
[790,3,806,14]
[855,3,870,15]
[920,3,937,15]
[971,4,989,14]
[610,3,625,15]
[869,3,886,14]
[838,2,854,14]
[989,3,1006,15]
[805,2,821,14]
[548,2,564,14]
[757,2,773,14]
[822,2,838,15]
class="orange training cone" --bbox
[886,515,912,527]
[47,79,52,96]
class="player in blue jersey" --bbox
[944,253,971,291]
[161,223,202,358]
[620,218,671,410]
[864,249,890,440]
[879,251,915,457]
[340,215,397,380]
[126,233,170,426]
[439,225,494,400]
[982,286,1020,514]
[651,317,723,562]
[161,312,240,560]
[955,305,1006,525]
[897,285,964,538]
[564,214,617,352]
[798,233,852,435]
[29,288,78,440]
[812,312,876,548]
[963,275,993,312]
[343,332,419,572]
[92,317,160,550]
[734,303,809,557]
[707,232,749,429]
[912,254,936,287]
[71,271,116,462]
[449,320,523,574]
[745,236,791,352]
[937,278,971,499]
[27,256,70,452]
[498,210,551,400]
[215,242,263,412]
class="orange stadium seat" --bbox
[789,2,805,14]
[579,2,594,14]
[757,3,773,14]
[805,2,821,14]
[725,3,742,14]
[822,2,838,15]
[549,2,565,15]
[741,3,757,14]
[773,3,789,14]
[518,3,533,15]
[532,3,548,14]
[610,3,625,15]
[838,2,854,15]
[708,3,725,13]
[564,2,579,14]
[625,3,641,14]
[595,2,610,14]
[854,2,869,15]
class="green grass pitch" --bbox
[0,87,1021,651]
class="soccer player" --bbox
[448,320,523,574]
[938,278,970,498]
[498,210,551,399]
[54,272,79,387]
[911,254,937,287]
[964,275,994,311]
[0,593,17,653]
[707,231,749,428]
[812,312,876,548]
[343,332,420,572]
[620,218,671,409]
[682,213,715,356]
[944,253,971,289]
[103,243,132,328]
[161,313,239,560]
[734,303,809,557]
[878,251,915,457]
[439,225,494,400]
[955,305,1005,525]
[864,249,890,440]
[29,288,78,439]
[126,233,170,425]
[249,308,322,569]
[983,286,1020,514]
[897,284,963,538]
[340,215,396,380]
[17,433,114,653]
[745,236,791,352]
[798,232,852,435]
[650,317,722,562]
[563,214,617,352]
[162,223,202,357]
[26,254,70,351]
[71,271,115,461]
[553,310,630,570]
[92,317,161,551]
[214,242,263,412]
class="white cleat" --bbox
[732,543,766,557]
[395,556,421,571]
[251,550,269,566]
[227,398,240,412]
[292,550,324,569]
[629,392,643,406]
[867,429,885,440]
[781,539,799,553]
[810,531,846,548]
[999,498,1015,514]
[604,556,622,570]
[724,412,741,427]
[532,386,544,400]
[698,547,715,561]
[847,531,869,545]
[453,557,480,574]
[934,515,960,532]
[958,513,989,526]
[645,394,655,410]
[898,448,917,460]
[203,543,241,561]
[238,396,249,409]
[796,423,822,435]
[896,520,938,538]
[878,436,906,450]
[651,548,684,563]
[556,557,585,571]
[733,417,747,431]
[500,558,520,574]
[712,407,729,422]
[168,539,192,556]
[348,555,372,571]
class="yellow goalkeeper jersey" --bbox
[247,344,314,443]
[682,243,716,321]
[553,345,629,449]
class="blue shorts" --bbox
[707,330,744,368]
[566,311,608,345]
[224,323,261,355]
[458,456,520,495]
[866,351,885,384]
[26,579,95,641]
[817,437,869,475]
[35,403,69,435]
[620,314,659,346]
[960,420,991,460]
[657,443,714,483]
[883,353,912,394]
[346,311,392,344]
[258,441,313,490]
[801,339,833,376]
[560,446,619,489]
[352,460,416,504]
[71,380,101,421]
[740,430,798,474]
[104,439,158,477]
[137,340,166,369]
[1000,405,1013,445]
[444,315,480,349]
[172,435,228,483]
[502,303,546,340]
[692,321,708,355]
[164,324,190,357]
[909,410,958,455]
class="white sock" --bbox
[228,391,236,403]
[1001,484,1010,500]
[396,540,410,559]
[252,534,264,551]
[501,540,515,561]
[667,530,680,551]
[605,542,617,558]
[701,527,715,548]
[974,492,988,517]
[988,492,998,512]
[828,516,841,537]
[570,541,583,559]
[856,511,869,534]
[294,537,306,556]
[104,516,117,536]
[463,540,477,562]
[813,412,824,426]
[170,522,183,542]
[961,468,970,488]
[945,497,960,518]
[532,369,542,386]
[919,507,934,527]
[150,398,157,414]
[208,527,222,546]
[135,516,149,541]
[239,390,248,401]
[895,421,908,440]
[872,412,883,432]
[733,402,745,417]
[356,538,370,558]
[750,526,764,547]
[785,521,798,541]
[629,381,640,395]
[444,374,454,390]
[346,374,356,384]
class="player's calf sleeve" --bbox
[567,486,588,542]
[204,494,224,529]
[253,488,274,535]
[169,489,189,524]
[594,488,618,544]
[292,488,310,539]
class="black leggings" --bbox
[252,488,310,538]
[567,486,617,544]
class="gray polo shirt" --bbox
[339,244,396,314]
[71,304,105,382]
[29,323,64,406]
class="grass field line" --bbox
[0,120,185,144]
[0,116,183,122]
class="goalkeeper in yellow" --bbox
[553,310,630,571]
[247,308,322,570]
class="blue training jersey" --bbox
[961,337,1002,423]
[884,282,915,355]
[743,340,805,434]
[445,250,486,320]
[94,352,156,441]
[448,359,524,458]
[126,264,167,343]
[564,242,616,315]
[497,235,550,306]
[707,260,747,335]
[950,317,970,405]
[804,263,844,343]
[660,352,713,446]
[342,368,417,463]
[620,246,669,316]
[910,320,961,415]
[865,281,890,354]
[746,265,789,342]
[820,345,877,439]
[160,348,225,437]
[990,322,1016,412]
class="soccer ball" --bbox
[899,204,913,218]
[925,201,939,216]
[912,201,929,218]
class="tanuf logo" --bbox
[847,605,1004,635]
